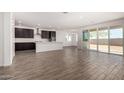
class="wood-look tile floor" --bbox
[0,47,124,80]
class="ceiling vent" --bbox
[63,12,69,14]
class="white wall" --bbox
[77,30,83,49]
[0,13,4,66]
[12,16,15,59]
[56,29,79,47]
[56,31,71,46]
[83,18,124,30]
[0,13,13,66]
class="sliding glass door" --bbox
[110,27,123,55]
[88,26,123,55]
[98,28,108,53]
[89,29,97,50]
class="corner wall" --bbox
[0,13,14,66]
[0,13,4,66]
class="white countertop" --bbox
[15,38,35,43]
[35,41,62,44]
[15,38,62,44]
[35,41,63,53]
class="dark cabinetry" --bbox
[49,31,56,41]
[41,30,56,41]
[15,43,35,51]
[15,28,34,38]
[41,31,49,38]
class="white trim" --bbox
[108,26,110,53]
[122,26,124,56]
[87,29,90,49]
[96,27,99,51]
[15,25,35,30]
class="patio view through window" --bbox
[98,28,108,53]
[89,29,97,50]
[110,28,123,55]
[88,27,123,55]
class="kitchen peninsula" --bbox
[35,41,63,53]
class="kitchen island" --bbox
[35,41,63,53]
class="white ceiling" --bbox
[14,12,124,30]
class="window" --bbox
[82,31,89,49]
[88,26,123,55]
[83,31,89,41]
[89,29,97,50]
[98,28,108,53]
[66,34,72,42]
[110,28,123,55]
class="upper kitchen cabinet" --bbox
[41,30,49,39]
[41,30,56,41]
[15,28,34,38]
